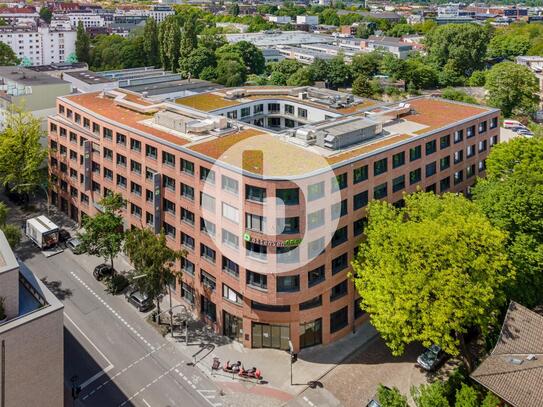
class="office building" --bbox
[47,86,499,351]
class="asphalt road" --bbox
[19,242,222,407]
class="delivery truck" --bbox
[25,216,60,249]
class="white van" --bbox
[503,119,523,129]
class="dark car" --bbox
[93,263,114,281]
[417,344,447,371]
[126,290,154,312]
[59,229,71,244]
[66,238,84,254]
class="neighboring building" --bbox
[63,70,119,93]
[296,15,319,25]
[261,48,285,63]
[362,36,414,59]
[48,86,499,351]
[0,230,64,407]
[0,19,76,65]
[216,22,249,33]
[57,12,106,28]
[225,31,334,47]
[516,56,543,108]
[268,15,293,25]
[146,5,175,23]
[0,7,39,25]
[0,66,72,130]
[27,62,88,79]
[276,45,337,64]
[471,301,543,407]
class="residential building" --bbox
[48,86,499,351]
[225,31,334,48]
[0,66,72,130]
[56,12,106,28]
[268,16,293,25]
[471,302,543,407]
[0,7,39,25]
[0,230,64,407]
[0,19,76,66]
[297,15,319,25]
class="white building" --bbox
[268,15,293,24]
[58,12,106,29]
[296,15,319,25]
[146,5,175,23]
[0,20,76,66]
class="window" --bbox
[308,238,325,258]
[490,117,498,129]
[246,185,266,202]
[163,222,176,238]
[373,182,387,199]
[392,151,405,168]
[454,170,463,185]
[277,276,300,292]
[246,213,265,232]
[130,203,142,218]
[440,134,450,149]
[130,182,141,196]
[145,212,154,226]
[75,113,81,124]
[227,110,237,119]
[116,174,127,188]
[478,140,487,152]
[466,164,476,178]
[425,162,437,177]
[163,198,176,215]
[308,266,325,287]
[440,156,450,171]
[353,165,368,184]
[222,202,239,223]
[221,175,238,194]
[116,133,126,145]
[246,270,267,290]
[181,183,194,201]
[181,208,194,225]
[353,218,367,236]
[130,160,141,174]
[103,147,113,160]
[331,200,347,219]
[276,246,299,265]
[200,192,216,212]
[181,232,195,249]
[330,306,348,333]
[410,146,421,161]
[146,189,154,202]
[181,159,194,175]
[454,130,464,143]
[276,188,299,205]
[222,256,239,277]
[83,118,90,129]
[92,122,100,135]
[332,226,348,248]
[332,253,348,275]
[409,168,421,185]
[440,176,450,192]
[454,150,463,164]
[222,229,239,248]
[223,284,243,305]
[268,103,280,113]
[332,173,347,191]
[251,301,290,312]
[145,145,157,160]
[308,182,324,201]
[92,162,101,174]
[479,160,486,172]
[181,282,195,305]
[478,121,487,134]
[353,190,368,210]
[162,151,175,167]
[373,158,388,176]
[200,218,216,237]
[298,107,308,119]
[246,241,267,261]
[392,175,405,192]
[467,125,475,138]
[467,144,476,158]
[116,154,127,168]
[201,297,216,321]
[300,295,322,311]
[130,139,141,152]
[81,193,89,205]
[277,217,299,234]
[284,104,294,115]
[330,280,348,301]
[240,107,251,118]
[254,104,264,114]
[200,270,216,290]
[200,167,215,184]
[69,132,77,144]
[103,127,112,140]
[425,140,437,155]
[307,209,325,230]
[181,258,195,276]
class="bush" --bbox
[106,274,129,294]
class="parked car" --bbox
[417,344,447,371]
[366,386,391,407]
[65,238,84,254]
[58,228,71,244]
[126,290,154,312]
[93,263,114,281]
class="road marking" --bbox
[142,399,151,407]
[64,313,115,389]
[197,389,223,407]
[303,396,315,407]
[70,271,155,350]
[82,343,171,400]
[118,363,182,407]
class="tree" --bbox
[352,192,513,372]
[39,6,53,24]
[0,105,47,195]
[351,51,381,78]
[270,58,304,77]
[411,382,450,407]
[179,47,216,78]
[217,41,265,75]
[487,33,531,60]
[404,58,439,90]
[159,16,181,72]
[179,13,198,68]
[325,56,352,89]
[377,385,408,407]
[0,202,20,249]
[454,384,478,407]
[481,392,500,407]
[426,24,491,77]
[124,227,184,324]
[75,22,90,63]
[215,56,246,86]
[286,67,313,86]
[199,27,226,51]
[228,3,240,16]
[472,137,543,308]
[309,58,330,82]
[380,53,407,80]
[269,71,288,86]
[320,8,340,26]
[143,18,160,66]
[79,193,125,271]
[441,88,477,104]
[387,23,416,37]
[0,42,18,66]
[485,62,539,117]
[352,75,373,97]
[467,70,486,87]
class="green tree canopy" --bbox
[143,18,160,66]
[351,51,381,78]
[75,21,90,63]
[270,58,304,77]
[485,61,539,117]
[268,70,288,86]
[286,67,313,86]
[215,56,246,86]
[39,6,52,24]
[378,385,408,407]
[353,192,513,371]
[179,47,216,79]
[217,41,265,75]
[0,42,19,66]
[325,56,352,89]
[159,16,181,72]
[0,105,46,195]
[487,33,531,60]
[411,382,450,407]
[352,75,373,97]
[441,88,477,104]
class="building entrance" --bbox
[251,323,289,350]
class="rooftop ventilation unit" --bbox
[313,117,382,150]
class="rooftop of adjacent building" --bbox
[58,86,497,178]
[0,66,70,86]
[27,62,88,73]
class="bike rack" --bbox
[189,343,215,366]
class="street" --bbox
[19,240,223,407]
